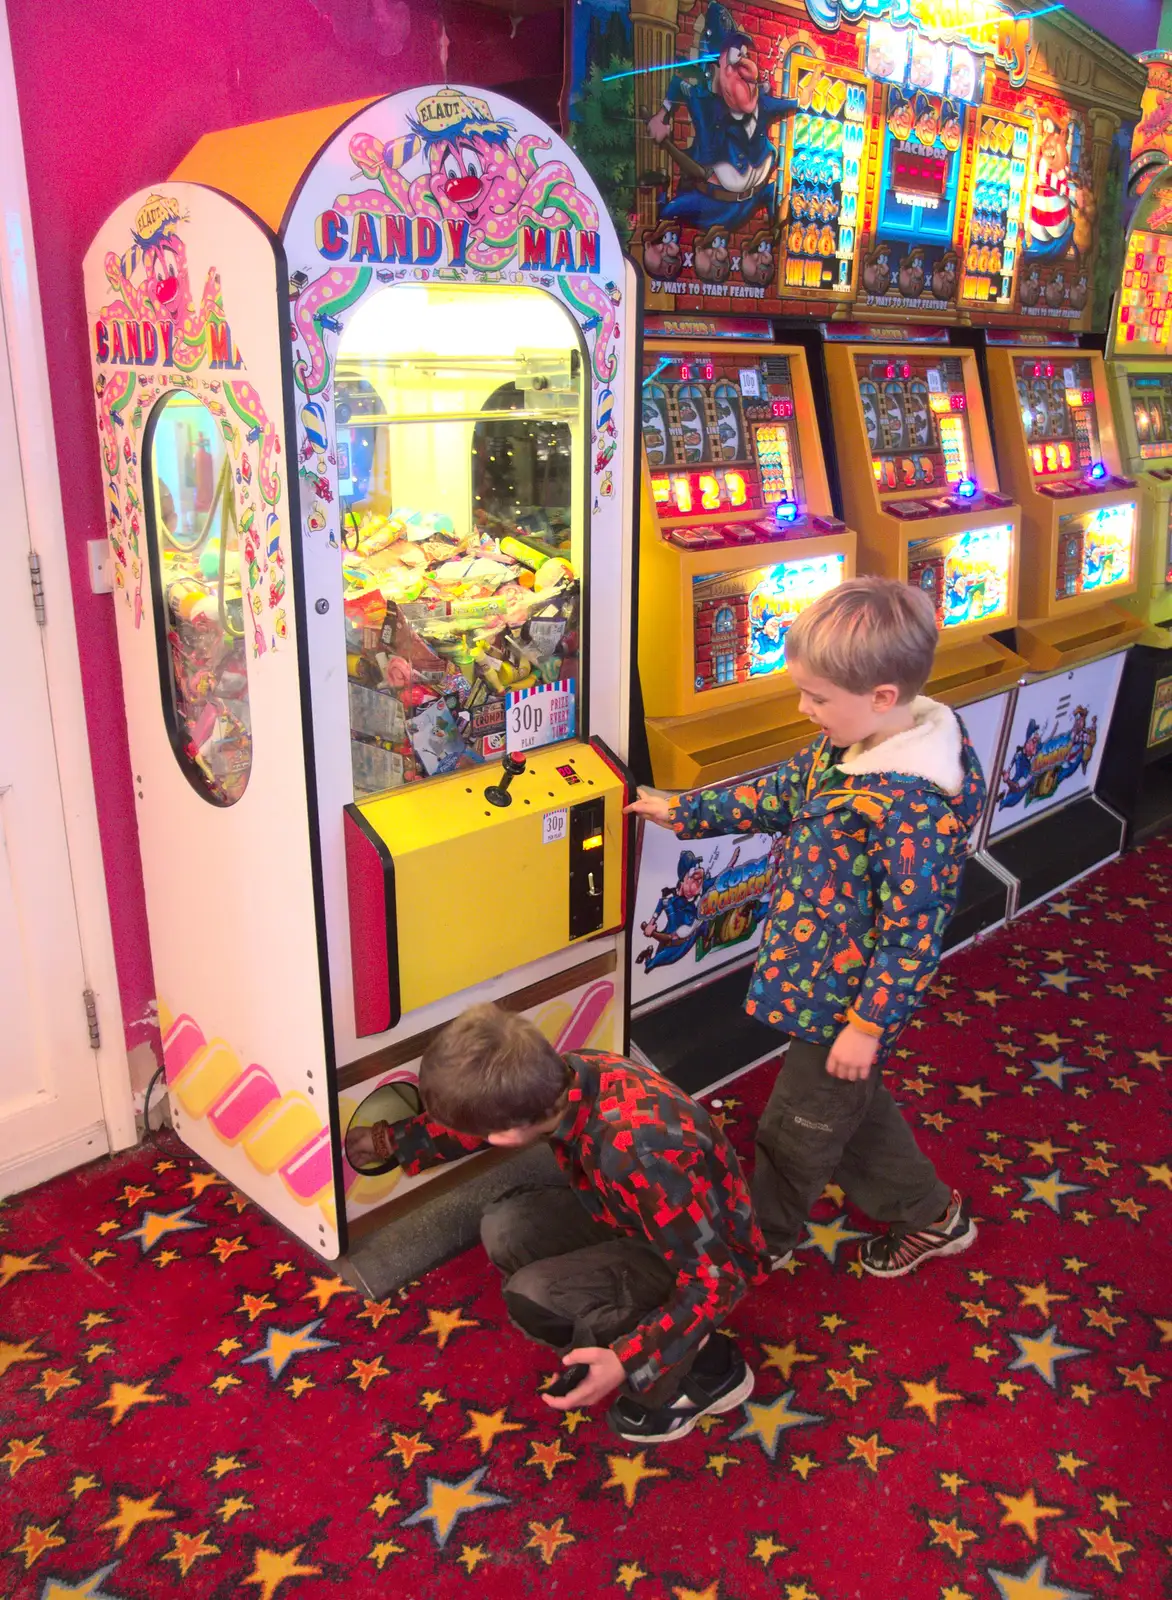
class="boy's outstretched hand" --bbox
[826,1022,880,1081]
[541,1347,625,1410]
[624,787,674,827]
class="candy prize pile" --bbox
[342,508,580,795]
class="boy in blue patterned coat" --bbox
[629,577,985,1277]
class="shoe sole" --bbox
[612,1366,756,1445]
[860,1218,978,1279]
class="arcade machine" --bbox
[84,87,637,1271]
[1099,167,1172,840]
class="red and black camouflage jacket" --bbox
[368,1049,768,1395]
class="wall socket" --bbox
[87,540,113,595]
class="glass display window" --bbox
[144,391,252,806]
[690,554,844,693]
[1014,355,1101,475]
[1127,372,1172,459]
[906,523,1012,629]
[1054,503,1136,601]
[854,352,973,492]
[335,284,586,799]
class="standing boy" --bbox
[628,577,985,1276]
[347,1004,767,1443]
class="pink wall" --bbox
[8,0,561,1080]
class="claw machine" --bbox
[85,87,636,1268]
[1098,167,1172,840]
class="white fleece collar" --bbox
[838,697,964,796]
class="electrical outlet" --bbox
[87,540,113,595]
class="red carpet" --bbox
[3,841,1171,1600]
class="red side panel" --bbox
[343,806,393,1038]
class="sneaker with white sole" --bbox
[769,1250,793,1272]
[859,1190,976,1278]
[606,1342,754,1444]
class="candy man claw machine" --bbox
[85,88,635,1267]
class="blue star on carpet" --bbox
[1020,1170,1086,1213]
[401,1467,509,1547]
[38,1563,127,1600]
[986,1554,1091,1599]
[118,1207,205,1255]
[797,1213,869,1264]
[1038,968,1083,994]
[730,1389,822,1459]
[240,1318,337,1381]
[1028,1056,1088,1090]
[1008,1324,1089,1388]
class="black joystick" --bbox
[485,753,526,808]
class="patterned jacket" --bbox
[369,1050,768,1393]
[669,699,986,1049]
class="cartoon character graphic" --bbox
[1019,264,1041,307]
[899,246,927,299]
[739,226,776,286]
[693,224,732,282]
[646,3,798,231]
[998,704,1099,810]
[1026,114,1087,258]
[637,846,740,971]
[931,250,958,302]
[644,220,683,279]
[863,244,893,297]
[1044,268,1067,310]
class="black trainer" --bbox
[606,1338,754,1444]
[859,1190,977,1278]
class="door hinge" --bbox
[29,552,46,627]
[83,989,101,1050]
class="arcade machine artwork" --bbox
[85,88,635,1259]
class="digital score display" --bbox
[1127,372,1172,459]
[1015,357,1101,478]
[643,351,805,514]
[854,352,974,492]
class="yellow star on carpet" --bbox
[1025,1140,1070,1165]
[286,1377,315,1399]
[0,1252,50,1290]
[672,1583,720,1600]
[301,1275,355,1312]
[116,1184,155,1208]
[162,1528,220,1577]
[242,1543,321,1600]
[1083,1306,1124,1337]
[527,1517,576,1564]
[783,1585,819,1600]
[732,1389,821,1459]
[242,1318,337,1381]
[9,1520,66,1568]
[603,1450,669,1508]
[1015,1283,1068,1318]
[238,1293,276,1322]
[996,1380,1023,1401]
[941,1588,973,1600]
[790,1453,820,1480]
[462,1408,523,1456]
[386,1431,434,1469]
[216,1338,242,1358]
[902,1376,964,1425]
[1111,1196,1148,1222]
[1078,1524,1134,1574]
[1141,1163,1172,1189]
[3,1435,46,1476]
[210,1236,248,1264]
[423,1306,479,1350]
[615,1560,647,1591]
[761,1341,817,1380]
[154,1250,182,1269]
[35,1367,80,1400]
[208,1455,246,1479]
[459,1545,491,1575]
[849,1342,878,1363]
[559,1409,590,1434]
[100,1492,175,1548]
[349,1357,390,1393]
[358,1298,398,1330]
[83,1342,113,1364]
[366,1539,405,1570]
[973,1344,998,1363]
[182,1171,223,1199]
[369,1491,400,1517]
[118,1206,204,1255]
[1009,1326,1087,1388]
[1070,1383,1095,1405]
[1097,1492,1130,1519]
[928,1517,978,1558]
[95,1221,119,1236]
[1155,1318,1172,1344]
[922,1113,952,1132]
[826,1367,870,1402]
[799,1214,868,1263]
[1135,1048,1170,1070]
[940,1471,967,1495]
[0,1338,44,1378]
[1117,1362,1162,1397]
[526,1438,575,1480]
[996,1488,1064,1544]
[820,1312,848,1333]
[845,1433,894,1473]
[80,1312,111,1331]
[211,1374,242,1396]
[751,1534,787,1567]
[271,1261,295,1278]
[217,1496,253,1523]
[956,1083,996,1107]
[402,1466,509,1547]
[419,1389,446,1413]
[69,1474,100,1499]
[705,1452,740,1478]
[98,1378,166,1426]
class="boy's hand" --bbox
[541,1347,625,1410]
[826,1023,880,1082]
[624,787,674,828]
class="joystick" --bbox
[485,753,526,808]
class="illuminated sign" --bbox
[652,469,750,515]
[810,0,1029,88]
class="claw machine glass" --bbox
[986,340,1142,670]
[637,321,855,792]
[86,86,636,1272]
[824,334,1025,701]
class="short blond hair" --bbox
[786,576,937,701]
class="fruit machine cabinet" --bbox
[638,317,855,792]
[1098,168,1172,840]
[84,86,637,1269]
[824,331,1025,700]
[986,337,1143,671]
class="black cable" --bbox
[142,1063,166,1140]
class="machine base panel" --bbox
[987,795,1124,912]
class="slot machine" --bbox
[986,340,1143,669]
[638,319,855,791]
[824,334,1025,700]
[84,87,636,1269]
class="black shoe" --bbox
[606,1341,754,1444]
[859,1190,977,1279]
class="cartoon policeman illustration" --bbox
[636,844,740,972]
[646,3,798,231]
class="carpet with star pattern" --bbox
[2,838,1171,1600]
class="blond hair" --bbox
[786,577,937,701]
